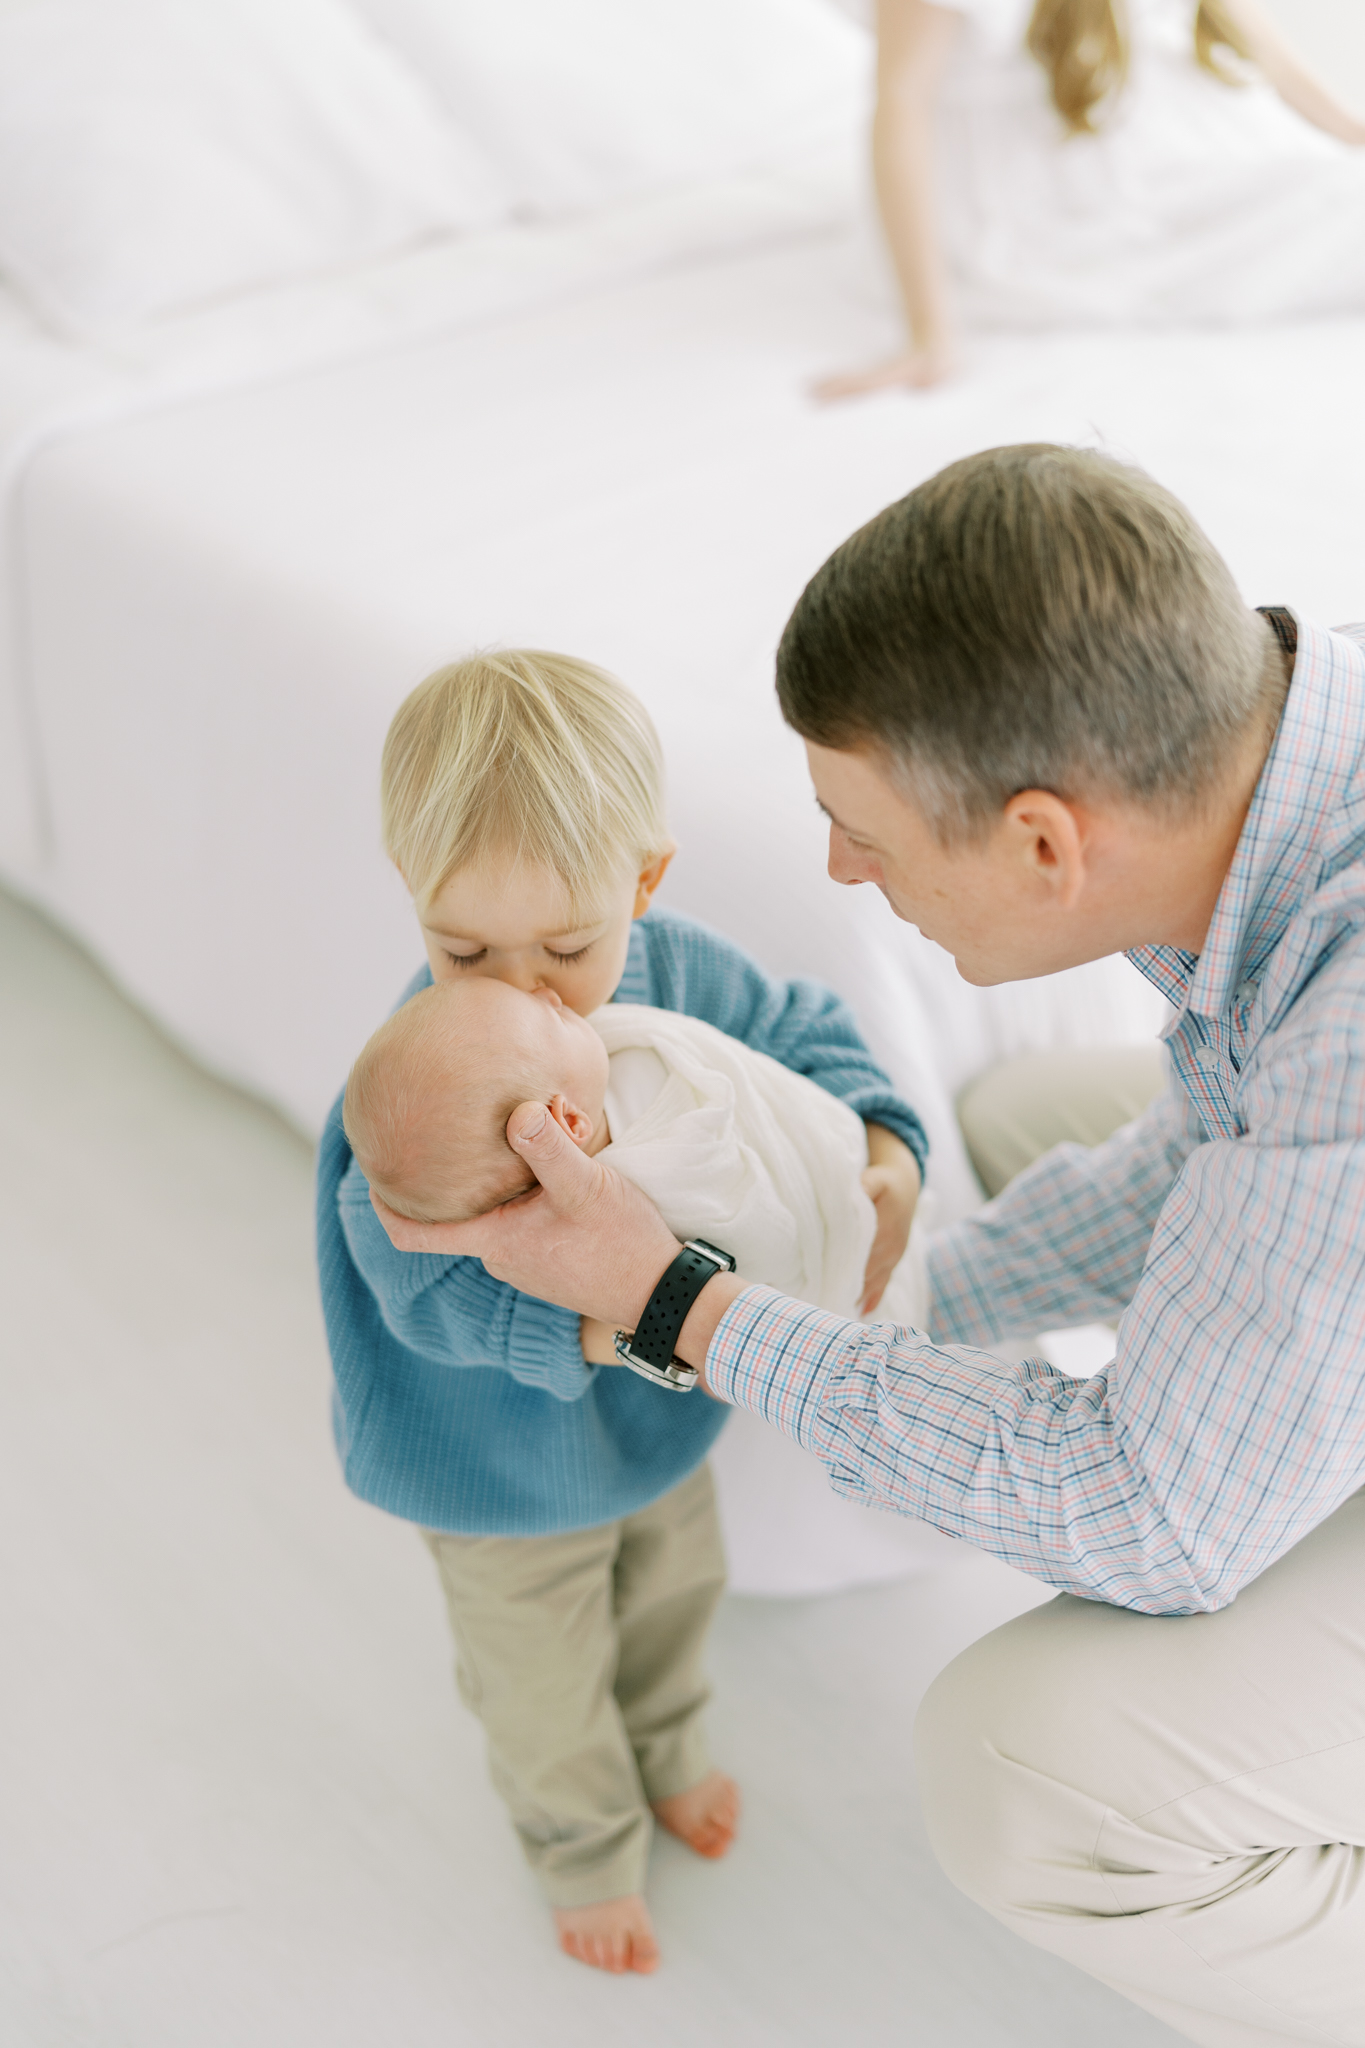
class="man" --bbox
[376,445,1365,2045]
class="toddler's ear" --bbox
[633,845,676,918]
[547,1093,594,1149]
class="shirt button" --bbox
[1236,980,1256,1003]
[1194,1046,1221,1068]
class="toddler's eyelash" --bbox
[443,943,592,968]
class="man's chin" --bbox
[954,946,1098,986]
[886,897,1027,986]
[951,954,1011,988]
[940,934,1030,986]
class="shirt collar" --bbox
[1128,616,1365,1022]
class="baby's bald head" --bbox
[343,978,609,1223]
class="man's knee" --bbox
[914,1634,1028,1913]
[957,1044,1167,1196]
[913,1606,1111,1923]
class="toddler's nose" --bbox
[495,965,550,996]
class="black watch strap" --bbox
[614,1239,737,1391]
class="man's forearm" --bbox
[675,1271,748,1392]
[692,1283,1227,1616]
[929,1089,1193,1346]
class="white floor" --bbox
[0,886,1181,2048]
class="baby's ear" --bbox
[547,1093,594,1149]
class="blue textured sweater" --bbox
[316,906,927,1535]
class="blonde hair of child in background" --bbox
[1028,0,1250,134]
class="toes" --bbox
[651,1772,741,1858]
[559,1918,655,1974]
[631,1929,661,1974]
[692,1822,735,1859]
[560,1930,608,1973]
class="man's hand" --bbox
[859,1125,922,1315]
[369,1101,684,1329]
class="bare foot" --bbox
[651,1769,740,1860]
[811,346,956,403]
[554,1894,660,1975]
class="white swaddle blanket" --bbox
[589,1004,949,1596]
[592,1002,928,1331]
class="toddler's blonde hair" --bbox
[381,649,669,913]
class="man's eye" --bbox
[446,950,486,969]
[546,944,592,965]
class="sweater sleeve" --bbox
[337,1155,592,1403]
[638,911,929,1172]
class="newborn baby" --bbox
[344,978,924,1323]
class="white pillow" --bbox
[349,0,872,219]
[0,0,512,335]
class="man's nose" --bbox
[827,829,871,887]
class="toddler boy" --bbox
[316,648,928,1972]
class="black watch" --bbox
[613,1239,737,1392]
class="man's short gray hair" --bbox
[775,444,1285,840]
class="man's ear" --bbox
[547,1093,595,1148]
[633,845,676,919]
[1002,790,1087,909]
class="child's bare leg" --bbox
[554,1895,660,1975]
[652,1769,740,1859]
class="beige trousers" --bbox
[956,1042,1169,1196]
[423,1462,725,1908]
[916,1492,1365,2047]
[920,1046,1365,2045]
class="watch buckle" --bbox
[612,1331,700,1392]
[683,1238,737,1273]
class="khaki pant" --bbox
[956,1042,1168,1197]
[921,1047,1365,2045]
[423,1462,725,1907]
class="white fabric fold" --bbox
[594,1003,928,1325]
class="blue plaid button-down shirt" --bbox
[709,617,1365,1614]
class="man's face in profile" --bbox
[804,739,1125,987]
